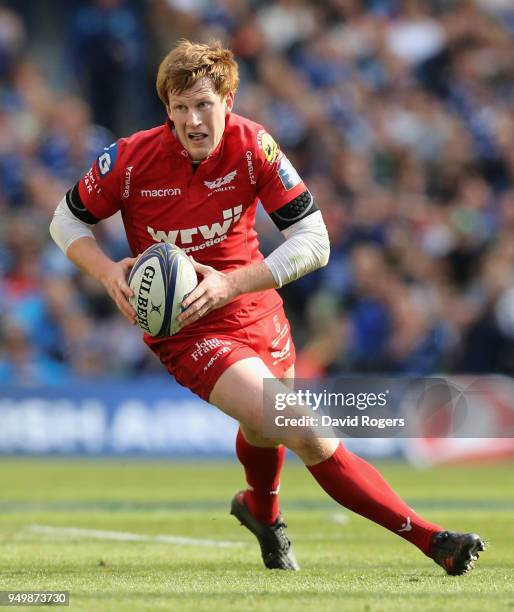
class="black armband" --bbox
[269,190,318,231]
[66,183,100,224]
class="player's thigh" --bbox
[238,363,295,448]
[281,363,295,390]
[209,358,334,459]
[209,357,281,433]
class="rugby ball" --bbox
[128,243,197,337]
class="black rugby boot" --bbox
[431,530,485,575]
[230,491,300,570]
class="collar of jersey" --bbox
[161,118,228,162]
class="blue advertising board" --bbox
[0,377,238,456]
[0,377,402,458]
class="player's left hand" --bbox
[178,258,238,328]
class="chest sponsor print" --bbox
[147,205,243,253]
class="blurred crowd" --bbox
[2,0,514,386]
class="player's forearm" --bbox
[66,237,118,285]
[264,211,330,288]
[227,260,278,297]
[226,212,330,298]
[66,236,137,324]
[49,199,117,285]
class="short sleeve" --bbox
[254,129,307,214]
[77,141,122,219]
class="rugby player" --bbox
[50,40,484,575]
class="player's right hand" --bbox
[99,258,137,324]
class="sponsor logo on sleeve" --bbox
[277,155,301,191]
[97,142,118,177]
[123,166,133,198]
[245,151,256,185]
[257,130,279,164]
[84,168,101,195]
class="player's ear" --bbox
[224,92,234,114]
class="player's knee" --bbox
[240,425,281,448]
[279,436,335,464]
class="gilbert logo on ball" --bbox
[128,243,197,336]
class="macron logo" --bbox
[398,516,412,532]
[204,170,237,190]
[141,188,181,197]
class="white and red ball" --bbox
[128,243,197,337]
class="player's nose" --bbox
[186,109,202,127]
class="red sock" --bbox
[308,443,442,555]
[235,428,285,525]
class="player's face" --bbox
[167,78,234,161]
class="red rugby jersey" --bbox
[77,112,307,325]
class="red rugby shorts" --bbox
[146,303,295,401]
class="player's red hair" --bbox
[156,39,239,105]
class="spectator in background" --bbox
[37,95,113,185]
[0,5,25,82]
[69,0,147,134]
[0,319,69,386]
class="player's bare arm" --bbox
[50,200,137,324]
[179,259,276,328]
[67,238,137,324]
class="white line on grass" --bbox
[27,524,244,548]
[327,512,349,525]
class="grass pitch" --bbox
[0,458,512,611]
